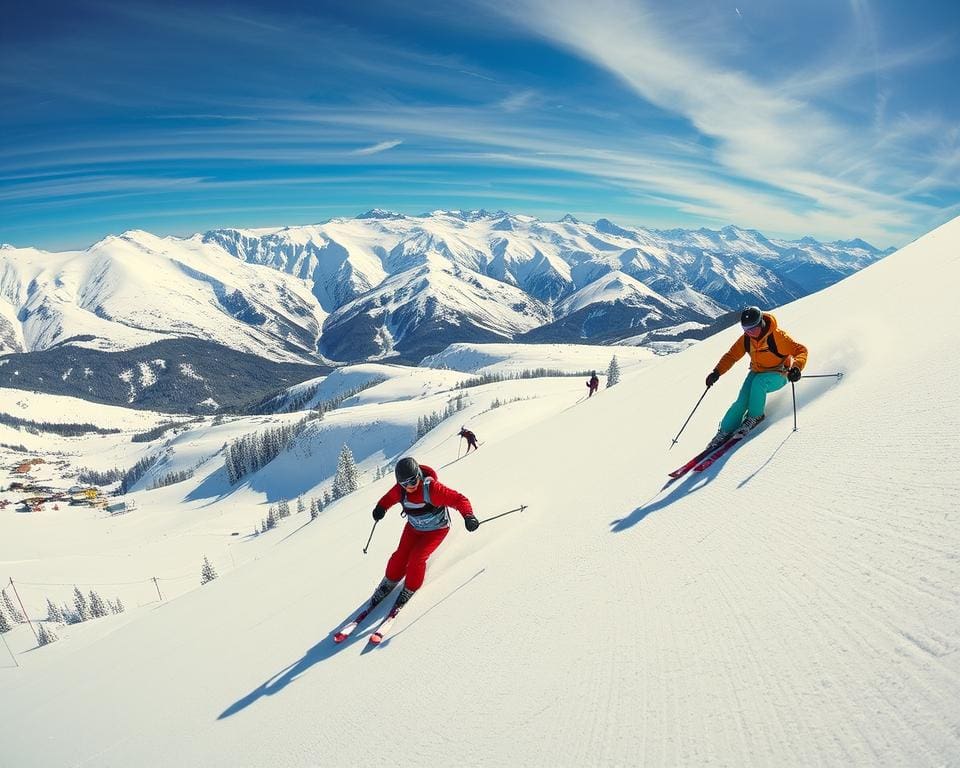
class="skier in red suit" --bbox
[365,457,479,615]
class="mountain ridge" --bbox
[1,211,891,366]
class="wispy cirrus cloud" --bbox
[474,0,955,242]
[351,140,404,156]
[1,0,956,250]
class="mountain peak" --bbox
[356,209,405,220]
[118,229,155,240]
[720,224,748,237]
[594,218,633,238]
[559,214,580,224]
[833,237,877,252]
[427,209,509,222]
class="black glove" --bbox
[464,515,480,532]
[787,366,801,382]
[705,370,720,387]
[372,506,386,521]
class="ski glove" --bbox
[787,366,802,382]
[372,506,386,521]
[705,370,720,387]
[464,515,480,532]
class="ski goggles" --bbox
[742,322,763,336]
[398,473,421,488]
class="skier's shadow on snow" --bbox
[363,568,485,653]
[609,460,725,533]
[217,569,485,720]
[561,395,589,413]
[609,427,788,533]
[438,450,481,469]
[216,626,352,720]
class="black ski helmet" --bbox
[395,457,421,486]
[740,306,763,330]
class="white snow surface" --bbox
[0,389,171,430]
[421,341,655,375]
[0,217,957,766]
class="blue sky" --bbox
[1,0,958,250]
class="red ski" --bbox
[334,608,371,643]
[693,416,766,472]
[693,435,745,472]
[368,605,405,645]
[667,443,729,479]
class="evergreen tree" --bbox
[267,507,278,529]
[114,597,125,613]
[37,623,58,646]
[61,603,80,624]
[297,496,305,516]
[46,598,64,623]
[309,498,319,520]
[201,556,218,585]
[277,499,291,518]
[2,589,24,623]
[224,443,238,484]
[89,590,109,618]
[332,444,359,499]
[0,605,10,633]
[73,586,90,622]
[323,489,332,506]
[606,355,621,388]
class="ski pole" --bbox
[670,386,710,449]
[477,505,527,525]
[362,520,378,554]
[457,440,463,460]
[791,381,798,432]
[1,628,17,667]
[798,372,844,380]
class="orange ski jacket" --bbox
[714,313,808,376]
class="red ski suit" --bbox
[375,465,473,590]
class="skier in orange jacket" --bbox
[704,306,807,448]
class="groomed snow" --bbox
[0,217,957,767]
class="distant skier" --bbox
[366,457,478,619]
[458,426,479,453]
[703,306,807,449]
[587,371,600,397]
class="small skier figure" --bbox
[365,457,478,623]
[703,306,807,449]
[587,371,600,397]
[458,426,479,453]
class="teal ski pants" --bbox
[720,371,787,433]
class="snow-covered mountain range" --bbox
[2,211,890,370]
[0,214,955,768]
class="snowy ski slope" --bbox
[0,218,957,767]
